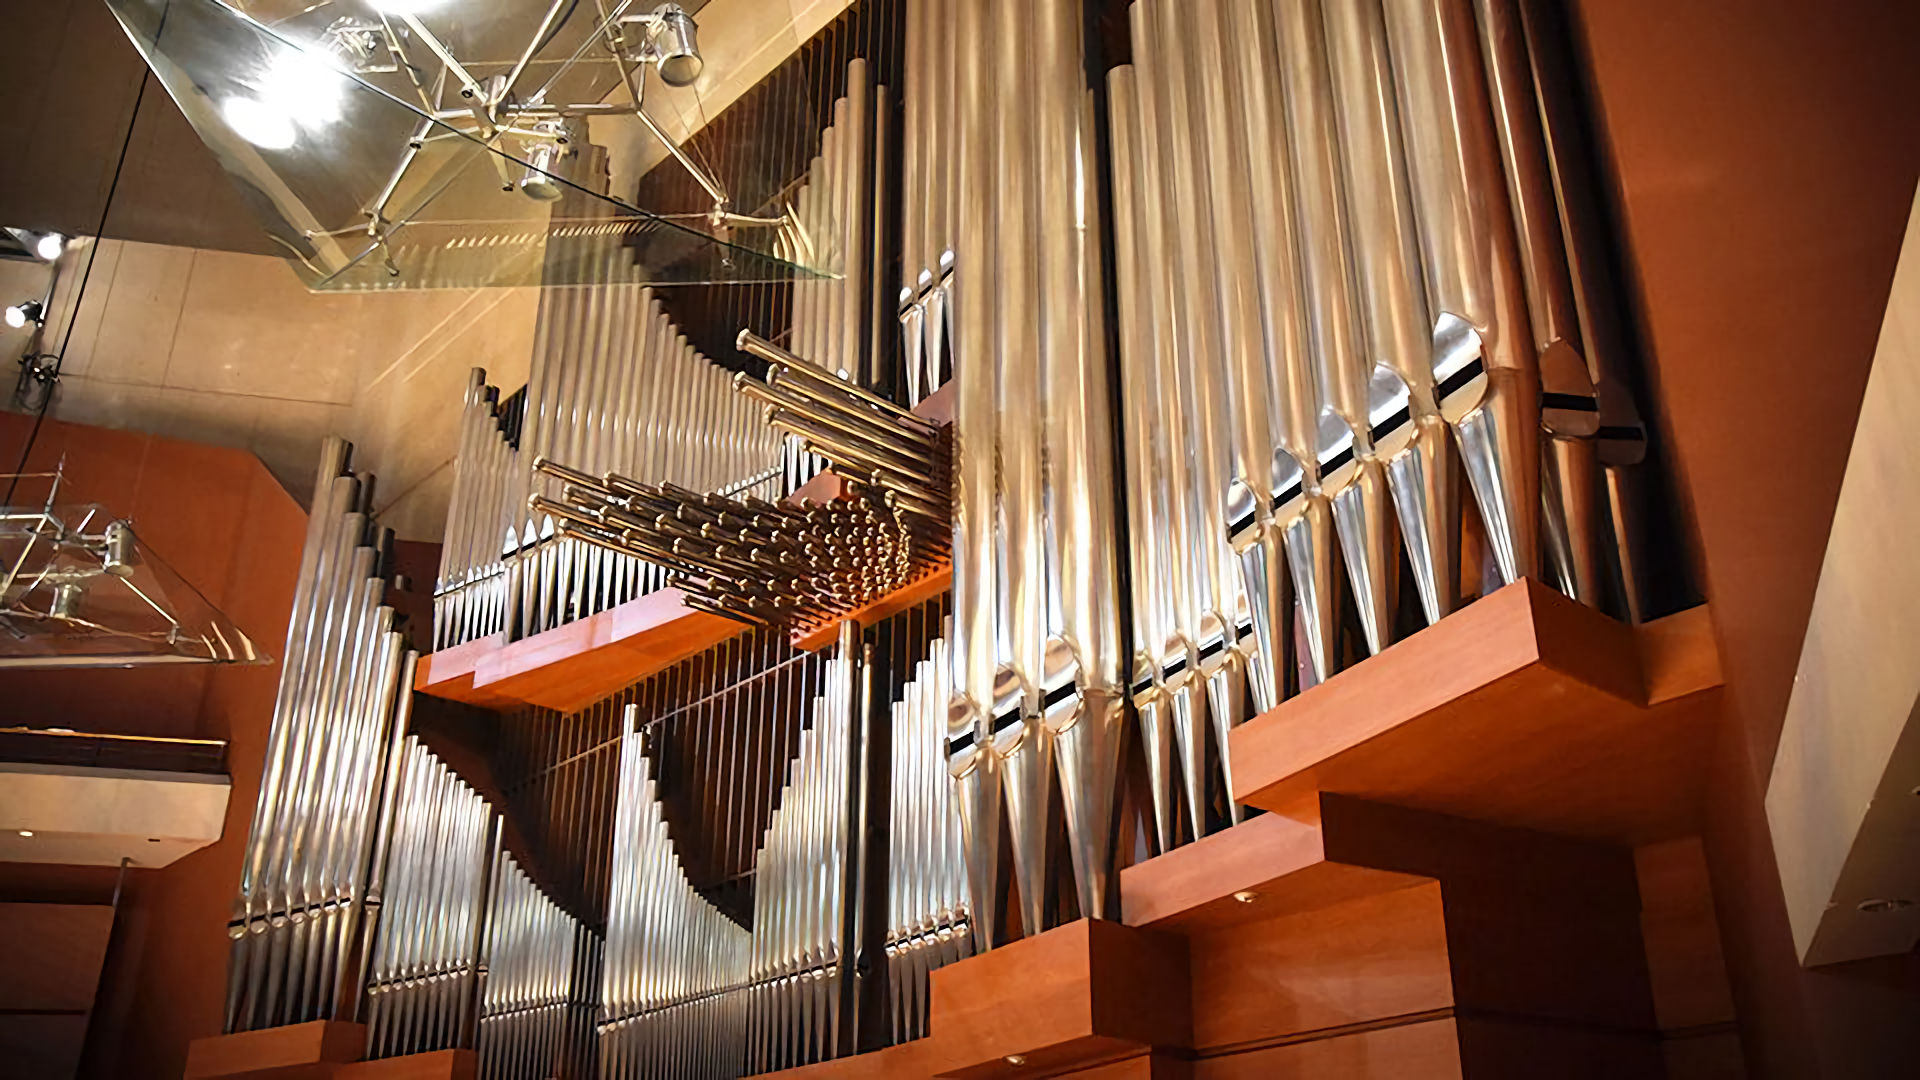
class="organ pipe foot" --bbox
[1281,496,1342,684]
[1050,678,1126,922]
[1330,458,1400,657]
[1386,416,1460,627]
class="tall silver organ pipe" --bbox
[599,705,751,1080]
[1380,0,1543,590]
[1322,0,1461,632]
[364,739,496,1060]
[746,632,856,1072]
[885,627,972,1043]
[433,285,780,652]
[1102,0,1647,862]
[226,436,414,1034]
[897,0,956,407]
[919,0,1123,950]
[475,853,591,1080]
[784,59,883,488]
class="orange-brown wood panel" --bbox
[1566,0,1920,1072]
[1231,582,1721,844]
[0,417,310,1079]
[1636,838,1738,1034]
[1190,1018,1465,1080]
[1119,809,1428,935]
[926,919,1191,1076]
[415,588,742,712]
[0,903,115,1012]
[333,1050,476,1080]
[1189,883,1455,1052]
[1055,1053,1192,1080]
[182,1021,365,1080]
[1663,1031,1748,1080]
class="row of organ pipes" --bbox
[219,0,1664,1072]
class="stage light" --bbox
[35,233,64,261]
[4,299,45,329]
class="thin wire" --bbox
[4,74,150,506]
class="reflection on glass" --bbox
[104,0,836,289]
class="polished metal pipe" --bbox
[1472,0,1602,607]
[1322,0,1459,631]
[1106,65,1177,857]
[1274,0,1401,661]
[1381,0,1542,589]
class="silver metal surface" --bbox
[1381,0,1542,589]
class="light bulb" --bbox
[16,830,33,838]
[4,306,26,330]
[34,233,64,261]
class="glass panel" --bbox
[0,475,265,668]
[104,0,836,289]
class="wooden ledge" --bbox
[1120,807,1427,934]
[184,1021,365,1080]
[1228,580,1723,844]
[753,920,1188,1079]
[416,588,740,713]
[335,1050,475,1080]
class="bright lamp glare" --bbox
[3,304,31,330]
[34,233,64,261]
[222,97,297,150]
[224,49,349,150]
[370,0,439,13]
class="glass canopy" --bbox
[105,0,836,289]
[0,474,264,669]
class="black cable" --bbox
[5,73,148,506]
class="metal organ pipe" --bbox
[226,436,413,1034]
[433,278,780,651]
[1321,0,1461,631]
[599,705,751,1080]
[1379,0,1543,589]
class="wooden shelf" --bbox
[1229,580,1723,845]
[184,1021,365,1080]
[415,588,740,714]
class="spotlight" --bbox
[517,120,577,201]
[34,233,64,261]
[16,831,32,838]
[623,4,703,88]
[652,6,703,87]
[4,299,44,330]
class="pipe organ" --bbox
[434,285,782,652]
[213,0,1674,1075]
[363,739,495,1060]
[227,436,414,1035]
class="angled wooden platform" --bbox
[1229,581,1722,844]
[758,584,1728,1079]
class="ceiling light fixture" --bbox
[16,830,33,838]
[34,233,64,261]
[4,299,44,329]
